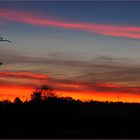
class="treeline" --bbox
[0,85,140,138]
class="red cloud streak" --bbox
[0,9,140,39]
[1,71,140,95]
[0,71,48,80]
[1,71,140,102]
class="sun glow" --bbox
[0,85,140,103]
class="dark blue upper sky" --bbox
[0,1,140,58]
[1,1,140,25]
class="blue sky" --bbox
[1,1,140,25]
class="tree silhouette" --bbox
[31,84,57,101]
[14,97,23,104]
[31,91,42,102]
[2,99,11,104]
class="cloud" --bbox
[0,71,48,80]
[1,71,140,99]
[49,78,140,95]
[1,9,140,39]
[1,50,140,96]
[0,71,50,89]
[2,52,140,85]
[2,70,140,95]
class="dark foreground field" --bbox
[0,95,140,139]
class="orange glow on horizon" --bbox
[0,85,33,101]
[57,90,140,103]
[0,85,140,103]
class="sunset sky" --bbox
[1,1,140,102]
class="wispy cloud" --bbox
[1,52,140,96]
[1,9,140,39]
[1,70,140,95]
[0,71,48,80]
[2,52,140,85]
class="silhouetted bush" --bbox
[31,85,57,102]
[14,97,23,104]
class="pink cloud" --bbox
[1,70,140,97]
[0,71,48,80]
[1,9,140,39]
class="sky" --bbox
[1,1,140,102]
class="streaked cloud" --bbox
[1,52,140,85]
[1,9,140,39]
[1,70,140,96]
[0,71,48,80]
[1,52,140,96]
